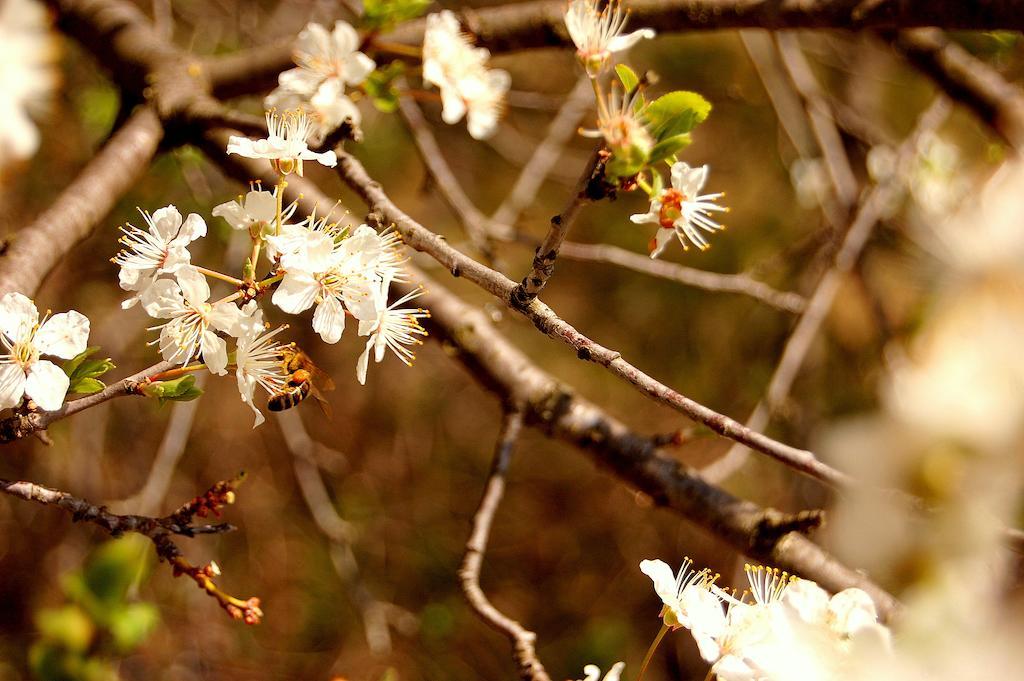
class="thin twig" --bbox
[703,97,951,482]
[486,76,594,239]
[557,241,807,314]
[459,411,552,681]
[277,410,409,655]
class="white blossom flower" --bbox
[0,0,60,169]
[640,558,724,633]
[113,205,207,309]
[226,110,337,176]
[0,292,89,411]
[576,662,625,681]
[356,287,430,385]
[580,84,653,175]
[212,186,297,238]
[630,162,728,257]
[266,82,362,142]
[280,21,375,97]
[140,266,241,375]
[422,10,510,140]
[234,320,289,428]
[272,224,384,344]
[564,0,655,76]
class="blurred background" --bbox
[0,1,1020,680]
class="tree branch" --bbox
[459,411,553,681]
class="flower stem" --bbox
[591,76,610,122]
[194,266,244,286]
[149,364,207,382]
[257,273,284,290]
[637,175,655,196]
[371,40,423,59]
[703,668,716,681]
[636,623,670,681]
[212,291,244,306]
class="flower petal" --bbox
[312,296,346,344]
[272,271,319,314]
[35,310,90,359]
[25,359,70,411]
[0,292,38,341]
[0,363,27,409]
[201,331,228,375]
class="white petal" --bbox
[607,28,656,53]
[0,363,27,409]
[34,311,90,359]
[630,208,660,225]
[140,278,185,318]
[312,296,346,344]
[603,662,626,681]
[299,148,338,168]
[208,302,243,336]
[343,52,376,85]
[175,266,210,306]
[783,579,830,625]
[212,200,247,230]
[245,190,277,223]
[25,360,70,411]
[639,559,678,607]
[180,213,208,241]
[0,292,38,341]
[650,228,674,258]
[356,338,372,385]
[828,588,878,636]
[201,331,228,375]
[150,205,183,240]
[272,271,320,314]
[440,87,467,124]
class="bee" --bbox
[268,346,335,414]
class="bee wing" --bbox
[311,387,334,419]
[310,365,336,393]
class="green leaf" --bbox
[645,91,711,141]
[108,603,159,653]
[77,537,151,609]
[62,347,98,378]
[363,0,430,30]
[69,377,105,395]
[615,64,639,92]
[35,606,95,652]
[365,62,405,114]
[605,143,649,181]
[141,374,204,403]
[648,133,693,165]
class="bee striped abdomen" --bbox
[268,369,312,412]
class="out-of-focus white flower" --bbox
[576,662,625,681]
[630,161,728,257]
[113,205,207,309]
[226,110,337,176]
[356,286,430,385]
[0,292,89,411]
[234,321,289,427]
[564,0,654,76]
[266,21,372,140]
[0,0,60,169]
[140,266,241,375]
[212,186,297,238]
[790,157,831,209]
[422,10,510,140]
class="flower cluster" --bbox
[0,0,60,171]
[564,0,730,258]
[640,558,891,681]
[113,125,430,427]
[421,10,510,140]
[266,20,376,142]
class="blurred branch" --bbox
[0,107,162,297]
[330,144,855,490]
[396,90,500,262]
[0,474,263,624]
[703,97,950,483]
[891,28,1024,149]
[0,361,175,444]
[556,241,807,314]
[205,0,1024,97]
[459,411,553,681]
[486,76,593,238]
[277,410,411,655]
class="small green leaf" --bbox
[108,603,159,653]
[365,62,405,114]
[35,606,95,652]
[645,91,712,141]
[62,347,99,378]
[69,377,105,395]
[141,374,204,403]
[648,133,693,164]
[363,0,430,30]
[605,143,649,181]
[615,64,639,92]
